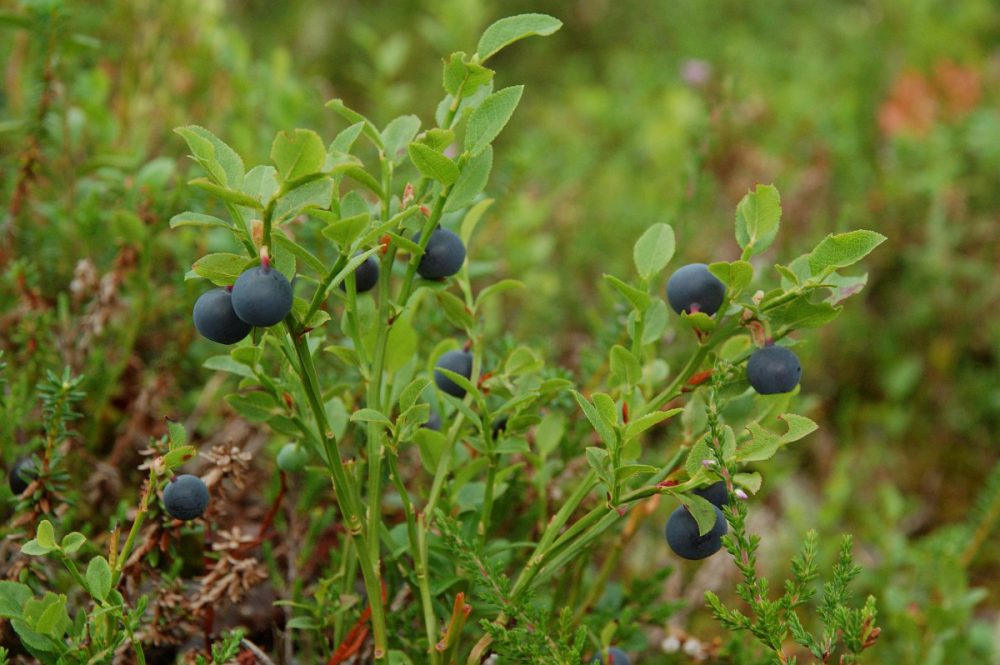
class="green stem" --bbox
[285,322,389,662]
[301,254,348,333]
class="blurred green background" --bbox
[2,0,999,661]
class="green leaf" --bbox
[616,464,658,482]
[464,86,524,156]
[189,178,262,208]
[19,540,52,556]
[86,556,112,602]
[735,184,781,257]
[633,223,676,280]
[592,393,619,434]
[623,408,683,440]
[443,52,494,96]
[535,412,566,457]
[777,413,818,443]
[321,213,370,249]
[191,252,250,286]
[585,446,613,488]
[683,494,721,536]
[709,260,754,294]
[242,164,280,203]
[326,99,383,148]
[474,277,523,308]
[381,114,421,163]
[733,471,762,494]
[336,164,385,198]
[0,581,31,618]
[273,232,326,276]
[423,128,456,151]
[769,298,842,330]
[407,143,460,185]
[271,129,326,184]
[60,532,86,555]
[437,368,482,403]
[167,419,188,447]
[603,274,650,312]
[175,125,245,188]
[169,211,233,230]
[36,521,56,549]
[476,14,563,62]
[226,392,279,422]
[162,446,197,470]
[609,345,641,387]
[399,378,431,412]
[572,391,615,446]
[34,594,69,638]
[807,230,887,275]
[685,437,715,477]
[736,422,782,462]
[350,409,393,426]
[329,121,366,154]
[436,291,474,331]
[204,354,255,379]
[385,316,418,373]
[459,197,493,244]
[445,145,493,212]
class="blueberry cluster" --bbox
[193,229,466,346]
[192,262,293,345]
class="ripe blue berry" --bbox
[231,265,293,327]
[434,349,473,398]
[341,252,379,294]
[666,263,726,316]
[9,457,36,495]
[747,345,802,394]
[276,443,309,473]
[163,474,210,521]
[693,480,729,507]
[665,504,727,560]
[416,228,466,279]
[192,288,252,344]
[423,408,442,431]
[590,647,630,664]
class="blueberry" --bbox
[693,480,729,508]
[341,252,379,294]
[192,288,252,344]
[231,265,293,327]
[276,443,309,473]
[163,474,210,521]
[491,417,509,437]
[665,504,727,560]
[434,349,473,398]
[8,457,37,495]
[747,345,802,395]
[416,228,466,279]
[666,263,726,316]
[423,408,442,431]
[590,647,630,664]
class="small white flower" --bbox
[701,459,717,468]
[660,636,681,653]
[735,488,749,500]
[683,638,702,656]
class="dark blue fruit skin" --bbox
[341,253,379,294]
[416,228,466,279]
[434,350,473,398]
[423,409,442,431]
[693,480,729,507]
[9,458,36,495]
[193,288,252,344]
[163,474,210,521]
[666,263,726,316]
[665,504,728,560]
[590,647,630,664]
[230,265,293,327]
[747,345,802,395]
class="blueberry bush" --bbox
[2,1,998,664]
